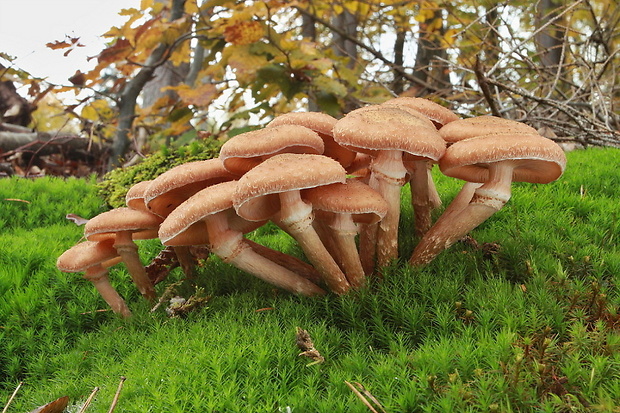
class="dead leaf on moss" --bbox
[295,327,324,366]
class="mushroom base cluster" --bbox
[57,97,567,317]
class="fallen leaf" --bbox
[28,395,69,413]
[65,213,89,226]
[295,327,324,366]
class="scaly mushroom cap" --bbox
[160,181,238,245]
[333,106,445,161]
[219,124,325,175]
[84,208,163,241]
[439,116,538,144]
[57,239,119,272]
[144,159,237,217]
[233,153,347,222]
[125,180,152,212]
[382,97,459,129]
[268,112,356,168]
[440,132,567,184]
[303,179,388,225]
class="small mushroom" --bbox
[57,239,132,318]
[233,153,351,294]
[409,132,567,266]
[333,105,445,270]
[219,124,324,175]
[84,208,162,300]
[303,179,388,289]
[159,181,326,296]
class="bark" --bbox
[0,129,109,159]
[535,0,565,69]
[109,0,187,168]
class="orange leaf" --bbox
[96,38,132,65]
[224,20,264,45]
[171,83,219,107]
[46,40,72,50]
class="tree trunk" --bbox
[109,0,187,169]
[535,0,565,69]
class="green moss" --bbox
[97,138,223,208]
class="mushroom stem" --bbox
[113,231,157,301]
[409,163,514,266]
[172,246,196,278]
[328,214,365,289]
[84,265,132,318]
[409,160,434,237]
[278,190,350,294]
[206,212,326,296]
[370,150,408,267]
[245,239,323,285]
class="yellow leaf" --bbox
[81,105,99,121]
[141,0,153,10]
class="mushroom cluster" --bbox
[57,97,567,317]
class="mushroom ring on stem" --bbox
[333,105,445,270]
[382,97,460,230]
[158,180,326,296]
[409,132,567,266]
[233,153,351,294]
[57,239,132,318]
[84,207,162,300]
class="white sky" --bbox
[0,0,140,85]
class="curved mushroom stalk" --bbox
[276,190,350,294]
[206,210,326,296]
[409,186,509,266]
[113,231,157,301]
[85,264,132,318]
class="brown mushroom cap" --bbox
[267,112,356,168]
[439,116,538,144]
[303,179,388,225]
[439,132,567,184]
[159,181,237,245]
[233,153,347,222]
[333,106,445,161]
[84,208,163,241]
[144,159,237,218]
[382,97,459,129]
[219,124,325,175]
[125,180,152,212]
[57,239,119,272]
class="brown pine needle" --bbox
[77,387,99,413]
[344,381,386,413]
[2,381,23,413]
[107,376,126,413]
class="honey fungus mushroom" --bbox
[409,132,567,266]
[333,105,445,271]
[84,207,162,300]
[159,180,326,296]
[233,153,351,294]
[57,239,132,318]
[303,179,388,289]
